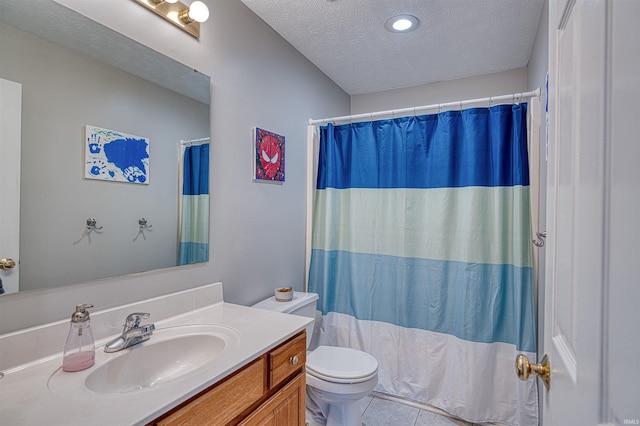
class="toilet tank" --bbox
[252,291,319,348]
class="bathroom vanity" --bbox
[0,283,312,425]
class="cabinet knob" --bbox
[289,355,299,365]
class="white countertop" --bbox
[0,284,312,426]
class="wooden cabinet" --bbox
[239,372,305,426]
[149,331,306,426]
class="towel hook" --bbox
[134,217,153,242]
[533,231,547,247]
[86,217,103,231]
[138,218,152,230]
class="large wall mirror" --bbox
[0,0,211,295]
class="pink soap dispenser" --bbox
[62,304,96,372]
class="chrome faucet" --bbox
[104,312,155,353]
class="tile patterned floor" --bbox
[307,394,480,426]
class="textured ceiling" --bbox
[240,0,544,95]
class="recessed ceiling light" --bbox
[385,15,419,33]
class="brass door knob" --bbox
[515,354,550,389]
[0,258,16,270]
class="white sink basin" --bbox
[48,324,240,396]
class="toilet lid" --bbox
[306,346,378,383]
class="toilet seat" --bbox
[307,346,378,384]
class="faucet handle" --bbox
[124,312,151,330]
[142,324,156,334]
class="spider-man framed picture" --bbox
[253,127,285,184]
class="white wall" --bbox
[0,0,349,334]
[350,68,528,114]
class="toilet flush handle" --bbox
[290,355,299,366]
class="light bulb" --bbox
[392,18,413,31]
[188,1,209,23]
[385,15,419,33]
[165,0,179,3]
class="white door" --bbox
[541,1,640,425]
[0,78,21,295]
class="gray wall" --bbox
[351,68,528,114]
[0,23,209,291]
[0,0,349,334]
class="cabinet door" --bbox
[240,372,306,426]
[268,332,306,389]
[154,357,266,426]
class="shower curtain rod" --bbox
[180,137,210,145]
[308,88,540,125]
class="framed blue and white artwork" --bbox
[84,125,150,184]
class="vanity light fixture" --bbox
[385,14,419,33]
[133,0,209,39]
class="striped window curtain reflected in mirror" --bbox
[178,140,210,265]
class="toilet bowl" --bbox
[252,291,378,426]
[305,345,378,425]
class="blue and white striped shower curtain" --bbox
[308,104,537,425]
[178,143,209,265]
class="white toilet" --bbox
[252,291,378,426]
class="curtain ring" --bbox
[489,96,493,107]
[459,100,463,110]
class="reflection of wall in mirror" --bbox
[0,22,210,292]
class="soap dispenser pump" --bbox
[62,304,95,372]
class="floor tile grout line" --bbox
[360,393,481,426]
[412,408,420,426]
